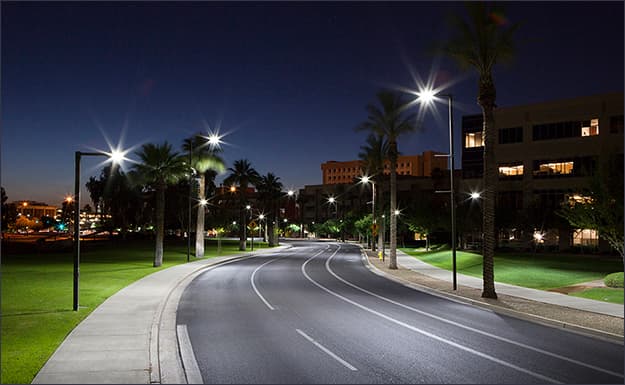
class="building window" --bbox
[533,161,574,177]
[533,118,599,140]
[610,115,624,134]
[499,164,524,178]
[581,119,599,136]
[499,126,523,144]
[465,132,483,148]
[573,229,598,246]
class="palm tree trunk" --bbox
[154,184,165,267]
[195,173,206,258]
[479,74,498,299]
[389,140,398,269]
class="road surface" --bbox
[177,241,624,384]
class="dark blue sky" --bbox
[2,1,623,205]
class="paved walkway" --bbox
[32,243,622,384]
[32,246,290,384]
[395,249,624,318]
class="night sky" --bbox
[2,1,623,206]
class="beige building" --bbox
[461,92,624,251]
[14,201,58,219]
[321,151,447,185]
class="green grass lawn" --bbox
[570,288,624,304]
[400,247,623,291]
[1,238,267,384]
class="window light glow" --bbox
[465,132,484,148]
[499,164,524,177]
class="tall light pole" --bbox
[74,150,123,311]
[360,176,377,252]
[245,204,251,250]
[187,141,193,262]
[416,89,457,290]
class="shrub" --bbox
[604,272,624,288]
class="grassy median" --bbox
[1,238,267,384]
[400,247,623,303]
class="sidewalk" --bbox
[32,245,291,384]
[32,243,622,384]
[396,250,624,317]
[365,248,624,340]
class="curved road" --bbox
[177,241,624,384]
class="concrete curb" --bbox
[360,248,624,345]
[152,244,294,384]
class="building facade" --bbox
[461,92,624,251]
[321,151,448,185]
[14,201,58,219]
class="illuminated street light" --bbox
[288,190,294,197]
[394,209,400,216]
[471,192,481,200]
[73,150,123,311]
[245,205,252,250]
[199,198,208,206]
[415,85,458,290]
[359,175,377,252]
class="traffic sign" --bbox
[248,220,257,228]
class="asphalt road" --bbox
[177,241,624,384]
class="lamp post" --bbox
[416,90,457,290]
[73,150,122,311]
[187,141,193,262]
[360,176,376,252]
[245,204,251,251]
[259,214,265,244]
[381,214,385,261]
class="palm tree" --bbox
[439,3,518,299]
[132,142,187,267]
[182,134,225,258]
[256,173,283,247]
[224,159,260,251]
[356,90,417,269]
[358,134,389,252]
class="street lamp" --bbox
[328,196,337,219]
[245,204,252,251]
[259,214,265,242]
[73,150,123,311]
[416,88,458,290]
[360,175,377,252]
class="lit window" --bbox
[465,132,483,148]
[573,229,598,246]
[499,164,524,177]
[568,194,593,204]
[581,118,599,136]
[536,161,574,175]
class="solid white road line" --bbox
[177,324,204,384]
[302,245,561,384]
[296,329,358,371]
[251,246,332,310]
[251,258,282,310]
[326,250,624,379]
